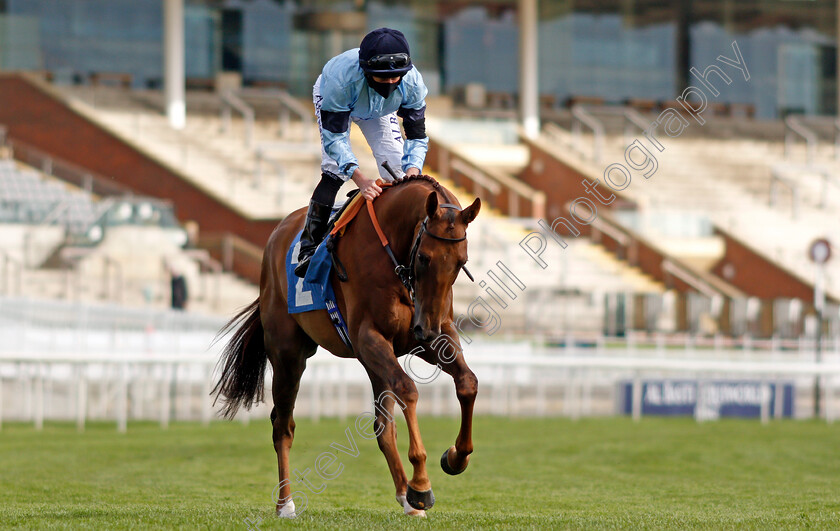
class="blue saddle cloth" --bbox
[286,230,352,349]
[286,230,334,313]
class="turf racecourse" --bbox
[1,417,838,530]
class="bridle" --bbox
[390,203,474,301]
[361,163,475,303]
[367,200,473,302]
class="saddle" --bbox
[325,179,396,281]
[325,188,362,236]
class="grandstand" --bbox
[0,151,256,314]
[55,82,321,219]
[537,109,840,301]
[0,24,839,427]
[0,75,672,335]
[1,73,838,341]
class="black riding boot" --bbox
[294,199,333,277]
[294,171,343,277]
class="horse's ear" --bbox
[461,197,481,224]
[425,191,439,218]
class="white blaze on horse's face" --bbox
[411,192,480,343]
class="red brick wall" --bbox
[712,228,827,301]
[517,138,636,235]
[426,138,540,218]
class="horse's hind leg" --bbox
[266,313,316,518]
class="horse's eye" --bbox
[418,253,431,266]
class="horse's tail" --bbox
[211,298,267,420]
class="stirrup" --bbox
[294,253,314,277]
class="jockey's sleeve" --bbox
[319,71,359,178]
[397,68,429,173]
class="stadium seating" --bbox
[55,84,321,219]
[0,156,257,314]
[0,159,98,233]
[424,118,665,335]
[541,117,840,301]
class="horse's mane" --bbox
[390,174,442,191]
[389,174,456,205]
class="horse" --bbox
[212,174,481,517]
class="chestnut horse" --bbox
[212,175,481,517]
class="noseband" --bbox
[391,203,474,301]
[371,203,475,302]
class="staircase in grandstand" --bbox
[424,118,665,335]
[22,85,664,332]
[53,83,322,219]
[542,107,840,301]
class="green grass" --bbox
[1,416,839,529]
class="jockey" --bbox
[294,27,429,278]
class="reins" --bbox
[374,199,470,300]
[328,165,474,301]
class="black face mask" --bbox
[366,74,402,99]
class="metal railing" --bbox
[570,104,605,161]
[239,88,316,142]
[588,210,744,300]
[198,232,263,285]
[430,136,546,218]
[1,136,133,197]
[661,259,720,298]
[1,344,839,430]
[220,90,255,148]
[580,105,651,147]
[770,163,840,214]
[568,105,654,162]
[782,114,840,162]
[784,115,817,165]
[769,165,801,219]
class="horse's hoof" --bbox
[440,446,469,475]
[406,484,435,511]
[400,495,427,517]
[406,508,427,518]
[276,499,296,518]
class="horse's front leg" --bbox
[423,325,477,475]
[358,330,434,514]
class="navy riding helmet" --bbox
[359,28,413,77]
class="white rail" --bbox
[1,349,838,431]
[238,88,316,142]
[570,104,605,161]
[784,115,817,165]
[220,90,255,148]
